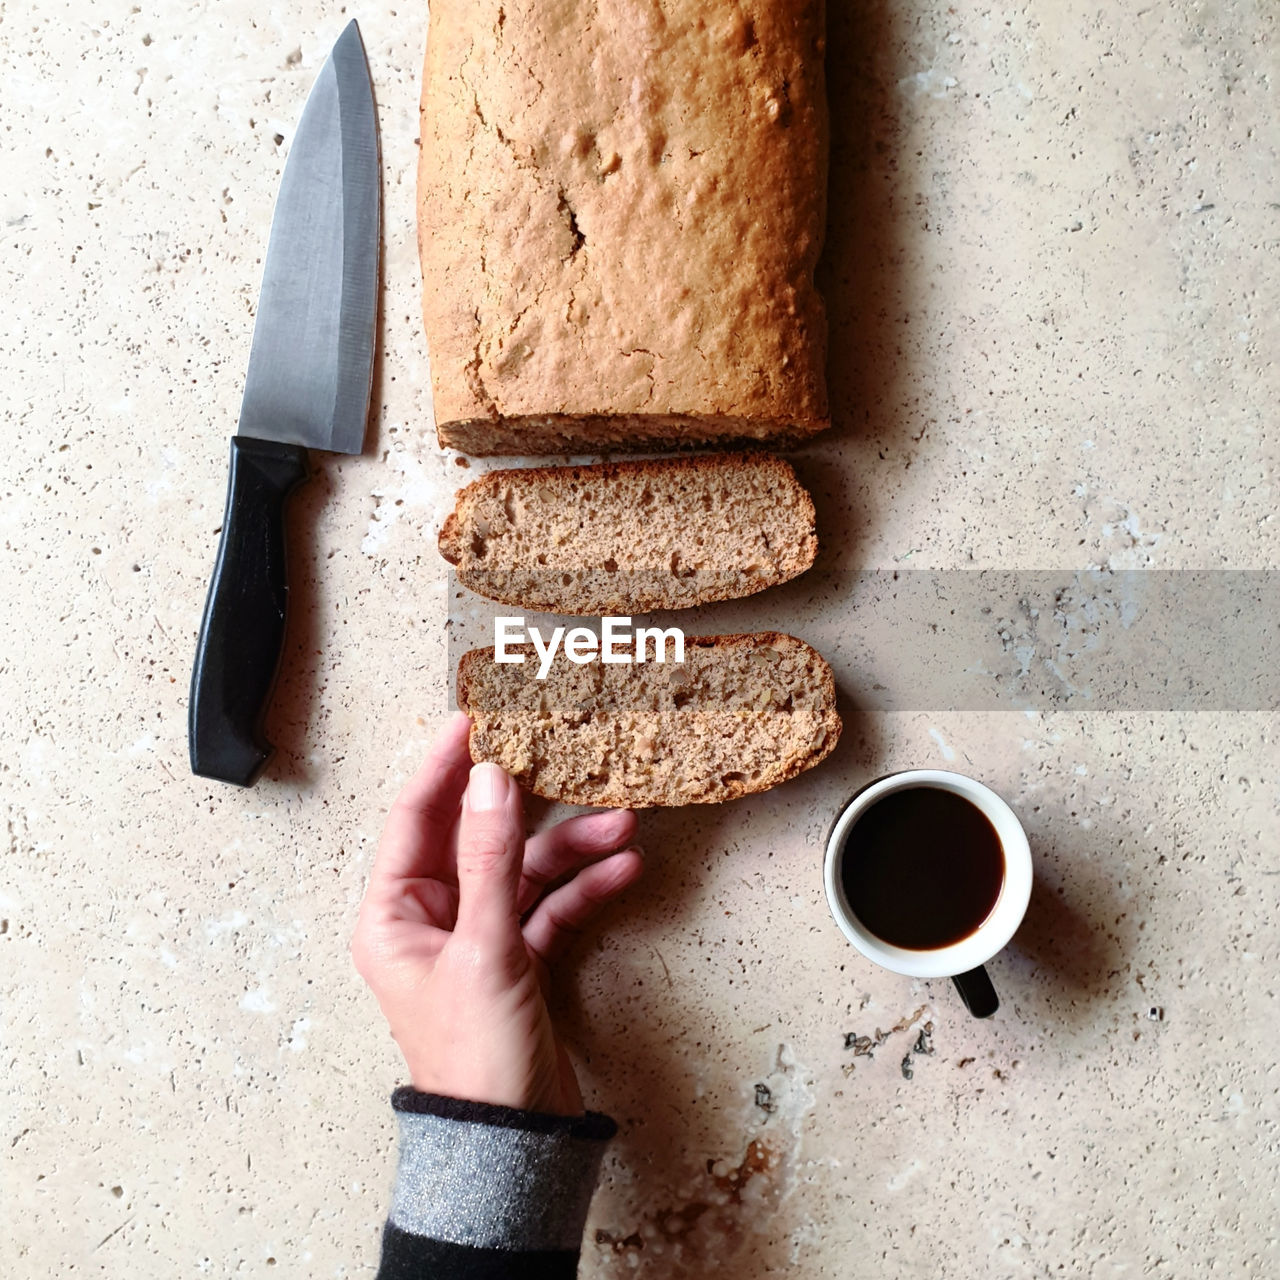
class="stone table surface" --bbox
[3,1,1277,1276]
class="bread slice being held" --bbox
[456,632,841,808]
[439,453,817,615]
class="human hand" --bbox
[352,712,644,1116]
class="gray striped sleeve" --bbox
[387,1090,616,1253]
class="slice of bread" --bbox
[456,632,841,807]
[438,453,817,615]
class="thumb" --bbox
[454,763,524,943]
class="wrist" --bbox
[393,1086,598,1128]
[397,1019,583,1116]
[402,1067,584,1118]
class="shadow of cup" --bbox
[1003,851,1125,1030]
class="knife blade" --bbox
[189,20,380,786]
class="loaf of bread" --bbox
[456,632,841,807]
[439,453,817,614]
[418,0,829,456]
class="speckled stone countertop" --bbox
[3,2,1277,1277]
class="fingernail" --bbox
[583,809,627,833]
[467,763,509,813]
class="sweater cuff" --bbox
[387,1087,616,1253]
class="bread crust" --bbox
[456,631,842,807]
[419,0,829,455]
[438,509,463,565]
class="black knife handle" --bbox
[189,437,310,786]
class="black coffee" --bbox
[839,787,1004,950]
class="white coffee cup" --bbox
[823,770,1033,1017]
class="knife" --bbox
[189,21,380,786]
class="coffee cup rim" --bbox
[823,769,1033,979]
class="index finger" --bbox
[366,711,474,894]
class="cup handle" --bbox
[952,965,999,1018]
